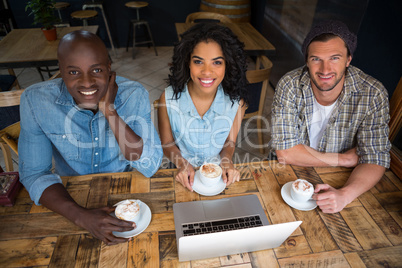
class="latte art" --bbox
[290,179,314,203]
[114,199,140,221]
[201,163,222,178]
[292,179,314,195]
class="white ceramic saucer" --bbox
[192,170,226,196]
[112,200,152,238]
[281,181,317,211]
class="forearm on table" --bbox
[339,163,385,204]
[39,183,86,227]
[276,144,353,167]
[104,109,144,161]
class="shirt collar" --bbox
[179,83,226,116]
[343,65,359,94]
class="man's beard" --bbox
[310,68,347,92]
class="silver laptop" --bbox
[173,194,301,262]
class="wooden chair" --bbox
[0,72,61,171]
[0,89,24,171]
[243,55,273,154]
[185,12,232,24]
[389,77,402,179]
[0,69,21,92]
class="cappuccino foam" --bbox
[292,179,314,195]
[114,199,140,221]
[201,163,222,178]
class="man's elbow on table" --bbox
[276,149,296,165]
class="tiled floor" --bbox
[0,46,274,171]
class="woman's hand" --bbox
[220,159,240,186]
[175,162,195,191]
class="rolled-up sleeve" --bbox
[19,90,62,205]
[271,75,304,151]
[356,84,391,168]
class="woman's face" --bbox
[188,40,225,95]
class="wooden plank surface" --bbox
[49,235,80,268]
[293,209,339,253]
[277,250,350,267]
[0,26,98,66]
[74,234,102,268]
[318,211,363,252]
[99,242,127,268]
[127,232,159,267]
[0,213,85,240]
[357,245,402,267]
[0,237,57,267]
[340,207,393,250]
[254,165,301,235]
[0,161,401,267]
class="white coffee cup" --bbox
[290,179,314,203]
[199,163,222,186]
[114,199,141,223]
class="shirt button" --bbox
[95,152,99,156]
[62,135,66,139]
[94,164,98,167]
[95,137,99,141]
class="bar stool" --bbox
[71,10,98,26]
[53,2,70,27]
[125,1,157,58]
[71,2,116,57]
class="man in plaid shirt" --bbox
[271,20,391,213]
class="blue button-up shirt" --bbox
[165,84,239,167]
[19,76,162,205]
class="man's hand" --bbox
[99,71,118,116]
[175,163,195,191]
[220,159,240,186]
[313,184,350,213]
[75,206,136,245]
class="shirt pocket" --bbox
[48,133,80,160]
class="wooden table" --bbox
[0,161,401,267]
[176,23,276,57]
[0,26,98,70]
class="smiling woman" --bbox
[157,23,248,192]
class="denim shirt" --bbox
[19,76,162,205]
[165,84,239,167]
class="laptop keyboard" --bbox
[182,215,263,236]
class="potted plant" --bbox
[25,0,59,41]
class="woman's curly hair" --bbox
[167,23,248,105]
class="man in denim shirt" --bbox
[271,21,390,213]
[19,31,162,245]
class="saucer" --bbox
[112,200,152,238]
[192,170,226,196]
[281,182,317,211]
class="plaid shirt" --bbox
[271,65,391,168]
